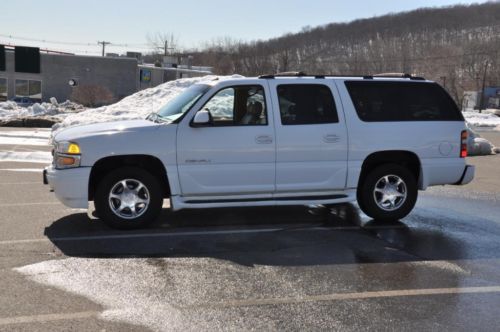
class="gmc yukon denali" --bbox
[44,73,475,229]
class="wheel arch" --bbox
[358,150,422,189]
[88,155,170,201]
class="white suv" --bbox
[44,73,475,229]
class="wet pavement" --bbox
[1,128,500,331]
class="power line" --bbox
[0,33,151,49]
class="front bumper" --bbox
[43,165,91,209]
[454,165,475,185]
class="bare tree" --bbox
[70,85,114,107]
[146,32,179,55]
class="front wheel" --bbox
[94,167,163,230]
[357,164,418,222]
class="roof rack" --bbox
[258,72,426,80]
[364,73,426,80]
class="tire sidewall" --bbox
[358,164,417,222]
[94,167,163,229]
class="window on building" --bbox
[15,79,42,102]
[29,80,41,100]
[0,78,7,101]
[277,84,339,125]
[15,80,29,97]
[15,46,40,73]
[0,45,5,71]
[345,81,463,122]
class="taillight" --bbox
[460,130,468,158]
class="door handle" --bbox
[255,135,273,144]
[323,134,340,143]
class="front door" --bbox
[176,81,276,197]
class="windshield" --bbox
[152,84,211,123]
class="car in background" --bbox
[11,97,37,107]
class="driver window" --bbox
[202,85,267,126]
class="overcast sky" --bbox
[0,0,487,55]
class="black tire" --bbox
[357,164,417,222]
[94,167,163,230]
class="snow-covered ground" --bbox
[0,129,52,163]
[0,129,51,146]
[463,110,500,131]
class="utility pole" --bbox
[479,60,490,113]
[163,40,174,56]
[97,41,111,57]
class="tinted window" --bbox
[0,45,5,71]
[203,85,267,126]
[15,46,40,73]
[277,84,338,125]
[345,81,463,122]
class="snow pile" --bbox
[467,124,497,156]
[463,111,500,131]
[0,99,85,122]
[52,75,242,134]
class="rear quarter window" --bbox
[345,81,464,122]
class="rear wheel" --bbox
[94,167,163,229]
[357,164,417,222]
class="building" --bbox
[462,88,500,110]
[138,55,212,90]
[484,87,500,109]
[0,45,212,104]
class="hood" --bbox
[54,120,160,142]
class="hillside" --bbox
[192,2,500,105]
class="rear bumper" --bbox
[454,165,475,185]
[43,165,90,209]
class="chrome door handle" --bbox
[255,135,273,144]
[323,134,340,143]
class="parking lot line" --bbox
[0,311,98,326]
[190,286,500,309]
[0,226,363,245]
[0,168,44,173]
[0,202,61,207]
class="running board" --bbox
[184,194,348,204]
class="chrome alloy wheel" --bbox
[108,179,150,220]
[373,175,407,211]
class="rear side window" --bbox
[277,84,339,125]
[345,81,463,122]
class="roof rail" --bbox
[257,72,426,80]
[370,73,426,80]
[258,71,308,79]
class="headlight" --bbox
[55,141,81,154]
[54,141,81,169]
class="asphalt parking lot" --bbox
[1,128,500,331]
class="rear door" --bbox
[268,79,348,193]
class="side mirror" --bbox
[191,109,212,127]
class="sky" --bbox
[0,0,489,55]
